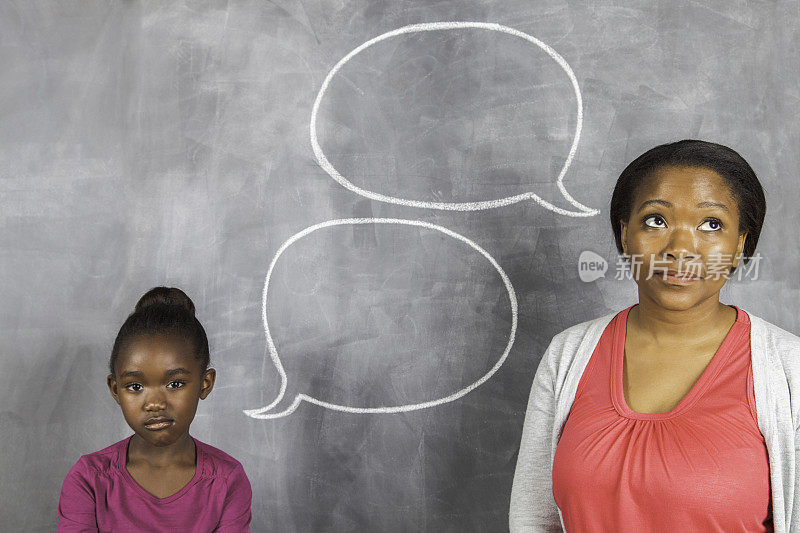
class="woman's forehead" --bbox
[634,165,737,207]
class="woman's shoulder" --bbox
[746,310,800,363]
[748,311,800,339]
[534,309,621,379]
[548,309,620,349]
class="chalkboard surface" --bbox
[2,1,799,531]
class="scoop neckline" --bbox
[611,303,747,421]
[118,434,203,504]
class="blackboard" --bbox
[2,1,799,531]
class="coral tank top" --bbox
[552,304,772,532]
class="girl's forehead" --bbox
[116,334,200,373]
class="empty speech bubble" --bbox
[310,22,598,216]
[243,218,518,419]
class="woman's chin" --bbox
[638,286,717,311]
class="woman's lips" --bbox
[661,271,702,285]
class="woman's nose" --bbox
[664,226,699,260]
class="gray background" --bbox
[2,0,799,531]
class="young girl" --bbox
[58,287,252,532]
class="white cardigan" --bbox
[509,308,800,532]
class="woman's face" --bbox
[619,165,748,311]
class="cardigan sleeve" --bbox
[788,350,800,531]
[509,336,563,532]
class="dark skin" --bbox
[107,334,216,498]
[618,165,748,413]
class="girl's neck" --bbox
[128,433,196,468]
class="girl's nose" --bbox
[143,393,166,411]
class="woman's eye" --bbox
[700,218,723,231]
[125,383,142,392]
[643,215,666,228]
[643,215,723,231]
[167,381,186,389]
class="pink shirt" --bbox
[58,435,252,532]
[552,304,772,532]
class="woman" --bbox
[510,140,800,532]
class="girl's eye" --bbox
[167,381,186,389]
[125,383,143,392]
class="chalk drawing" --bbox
[243,218,518,419]
[310,22,598,216]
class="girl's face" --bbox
[619,165,748,311]
[107,334,215,448]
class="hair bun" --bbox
[134,287,196,316]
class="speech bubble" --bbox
[310,22,598,216]
[243,218,518,419]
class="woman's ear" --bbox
[199,368,216,400]
[107,374,121,405]
[620,221,628,256]
[732,232,748,268]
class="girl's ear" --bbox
[199,368,216,400]
[107,374,122,405]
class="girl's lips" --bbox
[144,419,174,431]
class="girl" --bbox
[58,287,252,532]
[510,140,800,532]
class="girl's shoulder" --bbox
[68,437,129,479]
[193,437,249,481]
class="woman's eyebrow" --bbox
[636,199,729,212]
[697,201,730,211]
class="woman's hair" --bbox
[609,139,767,273]
[109,287,210,376]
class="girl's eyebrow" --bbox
[119,368,191,379]
[637,199,729,213]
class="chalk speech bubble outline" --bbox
[310,21,598,216]
[243,218,518,419]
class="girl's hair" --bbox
[109,287,210,376]
[609,139,767,274]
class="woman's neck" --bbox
[629,297,735,348]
